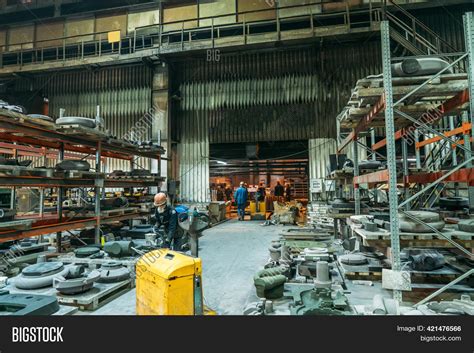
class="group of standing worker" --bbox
[233,181,293,221]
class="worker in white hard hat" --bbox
[153,192,181,250]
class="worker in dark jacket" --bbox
[285,184,292,202]
[274,181,284,197]
[153,192,182,250]
[234,181,248,221]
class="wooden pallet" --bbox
[56,279,133,311]
[0,109,55,129]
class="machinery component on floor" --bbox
[0,208,15,222]
[314,261,332,289]
[399,211,445,233]
[330,198,355,210]
[136,249,214,315]
[74,246,101,258]
[425,295,474,315]
[126,224,155,239]
[339,254,368,266]
[178,210,210,257]
[457,219,474,233]
[103,241,135,257]
[363,221,378,232]
[53,267,101,295]
[14,262,69,290]
[97,262,131,283]
[342,159,354,169]
[407,249,445,271]
[56,116,96,129]
[254,266,288,300]
[439,197,469,211]
[391,57,453,77]
[0,291,59,315]
[55,159,91,172]
[285,284,350,316]
[28,114,53,122]
[372,294,387,315]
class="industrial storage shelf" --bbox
[0,111,165,160]
[0,110,165,248]
[0,214,138,243]
[0,176,166,188]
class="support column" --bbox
[152,62,171,192]
[353,141,360,215]
[414,129,421,169]
[94,142,102,245]
[464,12,474,209]
[57,143,64,253]
[381,22,402,303]
[402,137,410,211]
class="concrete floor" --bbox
[88,219,279,315]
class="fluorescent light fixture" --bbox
[216,161,227,165]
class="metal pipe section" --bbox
[95,142,102,245]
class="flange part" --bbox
[53,270,100,295]
[98,262,131,283]
[28,114,53,122]
[399,211,440,223]
[56,159,91,171]
[22,262,64,277]
[399,220,445,233]
[339,253,368,266]
[15,263,69,290]
[314,261,332,289]
[439,197,469,211]
[74,246,101,258]
[56,117,96,128]
[458,219,474,233]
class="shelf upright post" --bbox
[401,136,410,210]
[353,140,360,215]
[57,143,64,253]
[381,21,402,303]
[10,142,18,210]
[464,12,474,209]
[95,141,102,245]
[371,129,377,161]
[414,129,421,169]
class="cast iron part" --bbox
[15,262,70,290]
[74,246,101,258]
[56,159,91,172]
[391,58,453,77]
[408,249,445,271]
[28,114,53,122]
[97,262,131,283]
[130,169,152,177]
[339,253,368,266]
[254,266,288,299]
[56,116,96,129]
[0,292,60,315]
[53,268,100,295]
[0,157,32,167]
[286,285,349,316]
[0,208,16,222]
[100,197,129,210]
[439,197,469,211]
[178,211,210,257]
[358,160,383,170]
[103,241,135,257]
[458,219,474,233]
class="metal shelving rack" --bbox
[337,12,474,303]
[0,112,165,250]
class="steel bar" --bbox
[415,129,421,169]
[401,138,410,210]
[414,269,474,307]
[381,21,402,303]
[357,140,386,160]
[449,116,458,167]
[95,141,102,245]
[57,143,64,253]
[353,141,360,215]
